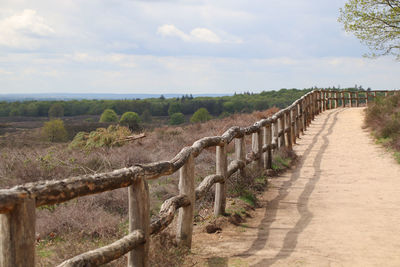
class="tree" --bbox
[141,109,152,123]
[99,109,118,122]
[48,103,64,118]
[168,102,182,116]
[120,111,141,131]
[190,108,212,123]
[339,0,400,59]
[42,119,68,142]
[170,112,185,125]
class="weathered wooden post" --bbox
[329,91,333,109]
[342,91,345,107]
[291,108,297,144]
[214,144,227,216]
[264,124,272,169]
[177,154,195,248]
[349,92,353,107]
[366,91,369,105]
[299,101,304,134]
[235,136,246,176]
[307,95,312,126]
[0,199,36,267]
[128,178,150,267]
[335,92,338,108]
[356,92,359,107]
[310,93,315,121]
[279,114,285,147]
[302,99,308,132]
[252,129,263,171]
[295,104,300,138]
[271,116,279,150]
[285,110,292,150]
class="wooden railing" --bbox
[0,89,398,267]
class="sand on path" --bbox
[191,108,400,267]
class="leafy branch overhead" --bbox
[339,0,400,59]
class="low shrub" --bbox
[69,125,132,150]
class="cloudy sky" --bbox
[0,0,399,94]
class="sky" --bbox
[0,0,399,94]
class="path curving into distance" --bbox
[191,108,400,267]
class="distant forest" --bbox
[0,87,367,118]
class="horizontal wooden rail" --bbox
[0,89,398,267]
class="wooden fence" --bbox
[0,89,398,267]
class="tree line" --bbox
[0,89,315,118]
[0,87,374,119]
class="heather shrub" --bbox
[365,94,400,151]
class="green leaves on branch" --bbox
[338,0,400,59]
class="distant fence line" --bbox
[0,89,398,267]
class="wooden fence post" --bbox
[252,130,263,171]
[295,104,300,138]
[366,91,369,105]
[356,92,359,107]
[235,136,247,180]
[272,118,279,150]
[0,199,36,267]
[279,114,285,148]
[299,102,304,134]
[310,93,315,121]
[264,124,272,169]
[214,144,227,216]
[342,92,345,107]
[128,178,150,267]
[177,154,195,248]
[302,99,307,132]
[285,110,292,150]
[349,92,353,107]
[335,92,338,108]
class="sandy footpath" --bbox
[191,108,400,267]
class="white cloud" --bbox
[157,24,223,43]
[0,9,54,48]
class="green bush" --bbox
[169,113,185,125]
[42,119,68,142]
[120,111,141,131]
[190,108,212,123]
[99,109,118,122]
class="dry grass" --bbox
[1,108,281,266]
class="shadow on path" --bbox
[234,109,343,266]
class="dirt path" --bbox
[190,108,400,267]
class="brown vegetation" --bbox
[365,94,400,158]
[0,107,283,266]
